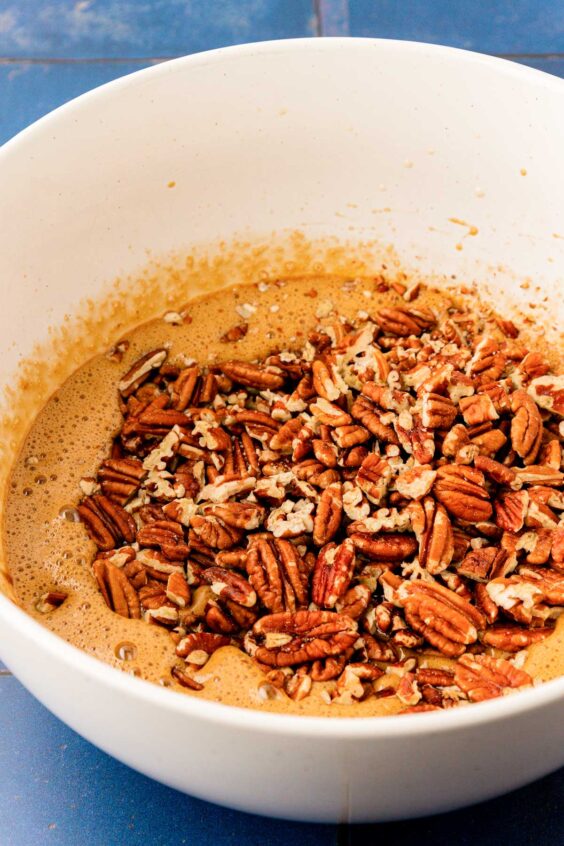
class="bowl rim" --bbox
[1,36,563,739]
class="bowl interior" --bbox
[0,38,563,723]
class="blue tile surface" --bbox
[0,676,335,846]
[0,0,315,59]
[1,1,563,844]
[349,0,564,53]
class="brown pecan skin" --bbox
[312,538,356,608]
[510,390,543,465]
[433,465,492,522]
[246,610,358,667]
[480,625,553,652]
[313,482,343,546]
[408,497,454,575]
[349,533,418,562]
[375,306,435,336]
[176,631,230,659]
[93,559,140,619]
[246,536,308,613]
[78,495,137,550]
[200,567,257,607]
[454,654,532,702]
[220,360,285,389]
[397,580,486,657]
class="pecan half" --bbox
[189,515,243,549]
[245,610,358,667]
[454,654,532,702]
[98,458,146,504]
[397,580,486,657]
[433,465,492,522]
[495,490,529,532]
[220,360,284,390]
[246,536,308,613]
[510,390,543,465]
[349,533,418,562]
[351,397,399,443]
[93,559,140,618]
[78,495,137,551]
[480,625,553,652]
[375,306,435,336]
[312,538,356,608]
[408,497,454,574]
[313,482,343,546]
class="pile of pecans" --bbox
[78,288,564,712]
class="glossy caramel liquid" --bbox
[3,275,563,716]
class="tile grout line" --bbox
[0,52,563,66]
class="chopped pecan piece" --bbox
[220,323,248,343]
[202,501,265,530]
[459,394,499,426]
[356,455,392,504]
[171,665,204,691]
[200,566,257,607]
[457,547,507,582]
[420,393,457,429]
[176,631,230,660]
[285,668,312,701]
[118,348,167,397]
[395,466,436,500]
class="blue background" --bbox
[0,1,563,843]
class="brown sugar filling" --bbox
[3,274,564,716]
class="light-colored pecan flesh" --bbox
[76,277,564,710]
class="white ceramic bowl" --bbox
[0,39,563,823]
